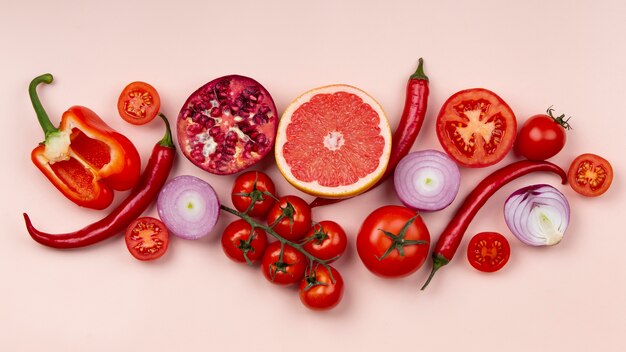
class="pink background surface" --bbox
[2,1,625,351]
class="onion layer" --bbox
[503,184,570,246]
[157,175,220,240]
[393,150,461,211]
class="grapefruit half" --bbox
[275,85,392,198]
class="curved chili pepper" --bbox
[310,58,430,208]
[23,114,175,249]
[29,74,141,210]
[420,160,567,290]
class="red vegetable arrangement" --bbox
[22,61,616,312]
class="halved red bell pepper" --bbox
[29,73,141,210]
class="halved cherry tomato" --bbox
[125,217,169,261]
[302,221,347,263]
[466,232,510,272]
[436,88,517,167]
[260,242,307,285]
[356,205,430,278]
[266,195,312,242]
[231,171,277,218]
[515,107,570,161]
[299,265,344,311]
[118,81,161,125]
[567,153,613,197]
[221,219,268,264]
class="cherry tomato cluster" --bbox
[221,171,347,311]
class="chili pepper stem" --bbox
[420,254,449,290]
[158,113,174,148]
[410,58,429,81]
[29,73,59,138]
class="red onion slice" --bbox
[393,150,461,211]
[157,175,220,240]
[503,184,570,246]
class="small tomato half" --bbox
[118,81,161,125]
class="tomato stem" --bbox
[220,205,335,282]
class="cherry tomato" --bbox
[567,153,613,197]
[467,232,510,272]
[125,217,169,261]
[260,242,307,285]
[221,219,268,264]
[302,221,347,262]
[515,107,570,161]
[436,88,517,167]
[117,81,161,125]
[356,205,430,278]
[266,195,312,242]
[231,171,277,217]
[299,265,344,311]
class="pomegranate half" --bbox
[177,75,278,175]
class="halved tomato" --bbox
[467,232,510,272]
[436,88,517,167]
[125,217,169,261]
[118,81,161,125]
[568,153,613,197]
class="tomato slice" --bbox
[567,153,613,197]
[125,217,169,261]
[118,81,161,125]
[436,88,517,167]
[466,232,510,272]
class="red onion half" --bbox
[393,150,461,211]
[503,184,570,246]
[157,175,220,240]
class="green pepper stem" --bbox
[410,58,429,81]
[420,254,449,290]
[158,113,175,148]
[29,73,58,137]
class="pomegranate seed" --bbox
[255,134,267,145]
[244,142,254,151]
[226,131,238,141]
[225,146,236,155]
[209,126,222,137]
[206,118,216,128]
[253,114,266,125]
[191,150,205,162]
[186,124,202,136]
[259,106,270,114]
[210,107,221,117]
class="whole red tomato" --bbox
[299,265,344,311]
[302,221,347,262]
[261,242,307,285]
[356,205,430,278]
[266,195,312,242]
[221,219,268,264]
[231,171,277,217]
[515,107,570,161]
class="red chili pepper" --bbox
[23,114,176,249]
[310,58,430,208]
[29,74,141,210]
[420,160,567,290]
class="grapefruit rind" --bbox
[275,84,392,198]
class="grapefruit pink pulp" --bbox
[275,85,392,198]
